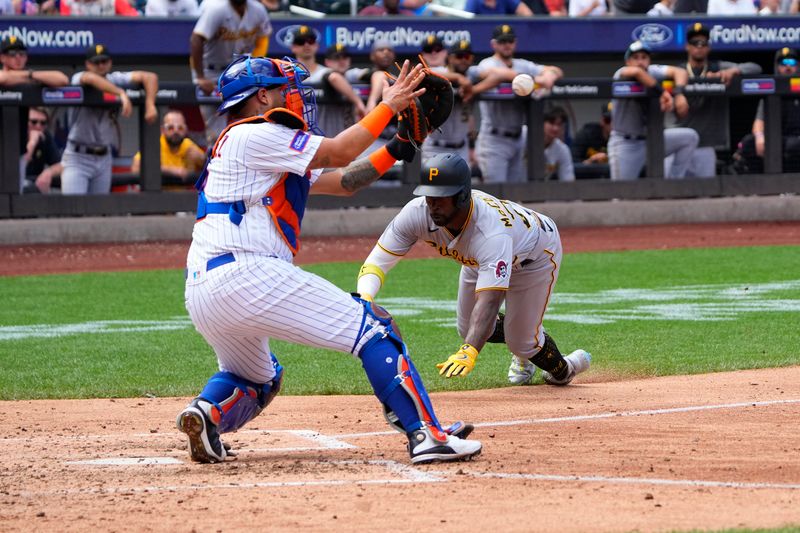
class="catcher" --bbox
[356,151,592,386]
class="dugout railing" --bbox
[0,76,798,219]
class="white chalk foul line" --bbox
[432,470,800,491]
[469,398,800,430]
[66,457,183,466]
[7,398,800,445]
[334,397,800,438]
[22,460,443,496]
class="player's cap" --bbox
[292,25,317,45]
[624,40,652,60]
[421,35,445,54]
[775,47,798,66]
[86,44,111,62]
[686,22,710,41]
[601,101,612,118]
[371,39,394,52]
[325,43,350,59]
[449,39,473,55]
[414,153,471,197]
[492,24,516,43]
[1,35,27,54]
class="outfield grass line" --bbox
[439,470,800,491]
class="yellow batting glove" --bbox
[436,344,479,378]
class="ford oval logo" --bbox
[275,25,322,50]
[631,24,673,47]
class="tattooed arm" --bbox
[310,157,387,197]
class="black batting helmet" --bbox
[414,153,471,199]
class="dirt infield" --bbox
[2,222,799,532]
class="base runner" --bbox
[357,153,592,386]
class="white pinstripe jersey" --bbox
[187,122,323,267]
[376,190,555,291]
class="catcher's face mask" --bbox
[271,57,322,134]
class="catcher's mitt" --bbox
[397,65,454,147]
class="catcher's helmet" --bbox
[217,56,321,132]
[217,56,289,113]
[414,153,471,198]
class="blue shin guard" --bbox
[198,354,284,434]
[359,327,446,439]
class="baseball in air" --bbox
[512,74,535,97]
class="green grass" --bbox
[0,245,798,400]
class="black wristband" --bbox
[673,85,685,96]
[651,84,664,96]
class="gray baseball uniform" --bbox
[608,64,699,180]
[305,65,356,137]
[672,59,761,177]
[358,190,563,361]
[61,70,133,195]
[544,138,575,181]
[193,0,272,143]
[475,57,543,183]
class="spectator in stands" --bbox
[130,110,204,185]
[474,24,563,183]
[758,0,781,13]
[612,0,658,13]
[647,0,676,14]
[672,0,706,12]
[674,23,761,177]
[363,40,397,112]
[520,0,551,13]
[733,48,800,174]
[191,0,271,144]
[22,106,62,194]
[359,0,415,14]
[608,41,698,181]
[0,0,12,13]
[61,44,158,195]
[0,36,69,87]
[290,27,366,136]
[543,106,574,180]
[60,0,139,15]
[544,0,567,14]
[12,0,58,14]
[569,0,608,15]
[465,0,534,15]
[572,101,611,170]
[421,35,448,68]
[145,0,199,16]
[706,0,756,13]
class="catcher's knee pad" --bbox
[357,309,445,440]
[529,332,569,380]
[198,354,284,434]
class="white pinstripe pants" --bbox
[185,255,374,384]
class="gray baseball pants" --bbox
[61,150,113,195]
[608,128,699,180]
